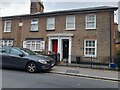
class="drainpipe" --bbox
[109,11,112,63]
[18,19,23,48]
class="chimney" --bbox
[30,0,44,14]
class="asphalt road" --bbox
[0,69,119,88]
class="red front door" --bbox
[52,40,58,53]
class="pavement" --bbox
[50,65,120,82]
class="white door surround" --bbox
[47,33,73,63]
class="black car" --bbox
[0,47,55,73]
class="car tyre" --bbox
[26,62,37,73]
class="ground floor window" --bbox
[84,40,97,57]
[26,40,45,51]
[0,40,13,47]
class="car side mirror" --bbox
[19,54,24,57]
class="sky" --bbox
[0,0,119,23]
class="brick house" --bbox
[0,1,118,64]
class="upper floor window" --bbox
[31,19,38,31]
[84,40,97,57]
[66,15,75,30]
[46,17,55,30]
[86,14,96,29]
[4,20,11,32]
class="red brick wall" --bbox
[1,10,116,62]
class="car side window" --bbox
[0,48,3,53]
[0,47,10,54]
[10,48,22,56]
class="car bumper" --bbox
[36,62,55,70]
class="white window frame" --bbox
[85,14,96,29]
[84,39,97,57]
[26,40,45,51]
[66,15,75,30]
[46,17,55,30]
[4,20,11,32]
[31,19,39,31]
[0,40,13,47]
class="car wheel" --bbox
[26,62,37,73]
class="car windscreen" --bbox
[21,48,37,55]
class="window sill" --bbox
[3,31,11,33]
[46,29,55,31]
[83,56,97,58]
[65,29,76,31]
[30,30,39,32]
[85,28,97,30]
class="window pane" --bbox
[31,44,35,51]
[86,14,96,29]
[26,40,45,51]
[87,41,96,47]
[4,41,7,46]
[4,21,11,32]
[31,24,38,31]
[48,24,54,29]
[36,44,40,50]
[6,27,11,31]
[86,48,89,55]
[31,19,38,31]
[91,48,95,55]
[27,44,30,49]
[67,16,74,22]
[67,23,74,29]
[87,22,95,28]
[86,41,88,47]
[91,41,95,47]
[36,41,40,43]
[1,40,13,47]
[87,15,95,22]
[27,41,31,44]
[31,19,38,24]
[84,40,96,56]
[31,41,35,43]
[6,22,11,26]
[85,48,95,56]
[47,17,55,30]
[8,41,13,46]
[66,16,75,29]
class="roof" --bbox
[1,6,118,19]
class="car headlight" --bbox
[39,60,47,64]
